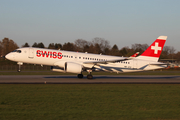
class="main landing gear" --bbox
[87,74,93,79]
[77,73,93,79]
[77,74,83,79]
[87,69,93,79]
[77,70,93,79]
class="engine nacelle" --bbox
[51,66,65,73]
[64,62,83,74]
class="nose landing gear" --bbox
[17,62,23,72]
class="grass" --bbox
[0,84,180,120]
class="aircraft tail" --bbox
[137,36,167,62]
[130,52,139,57]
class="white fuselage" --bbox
[5,47,166,73]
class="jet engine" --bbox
[64,62,83,74]
[51,66,65,73]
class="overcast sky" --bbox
[1,0,180,51]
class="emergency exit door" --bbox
[29,48,34,58]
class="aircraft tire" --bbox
[87,74,93,79]
[77,74,83,79]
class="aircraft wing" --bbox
[83,58,130,65]
[83,52,139,65]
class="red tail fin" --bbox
[130,52,139,57]
[140,36,167,58]
[136,36,167,62]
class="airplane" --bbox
[5,36,167,79]
[129,52,139,59]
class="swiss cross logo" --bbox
[151,42,162,54]
[140,36,166,58]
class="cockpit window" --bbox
[12,50,21,53]
[17,50,21,53]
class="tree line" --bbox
[1,37,179,61]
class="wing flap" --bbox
[149,62,169,66]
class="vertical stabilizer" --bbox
[137,36,167,61]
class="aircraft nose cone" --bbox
[5,54,14,60]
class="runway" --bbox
[0,75,180,84]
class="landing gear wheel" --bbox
[77,74,83,79]
[87,74,93,79]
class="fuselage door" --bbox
[29,48,34,58]
[133,60,138,69]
